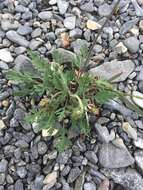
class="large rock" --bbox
[89,60,135,82]
[6,30,29,47]
[102,168,143,190]
[98,143,134,168]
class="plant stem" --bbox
[84,0,120,70]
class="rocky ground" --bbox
[0,0,143,190]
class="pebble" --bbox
[57,149,72,164]
[16,166,27,178]
[124,36,140,53]
[119,18,139,34]
[98,3,112,17]
[38,11,53,21]
[134,150,143,175]
[85,151,98,165]
[0,159,8,173]
[86,20,101,30]
[43,171,57,189]
[0,49,14,63]
[90,60,135,82]
[0,61,9,70]
[74,172,86,190]
[57,0,69,14]
[139,20,143,31]
[67,167,81,183]
[31,28,42,38]
[64,16,76,30]
[99,143,134,168]
[133,138,143,149]
[131,0,143,17]
[17,25,32,36]
[137,66,143,81]
[37,141,47,155]
[115,42,127,54]
[15,180,24,190]
[95,123,110,143]
[29,39,43,50]
[0,120,6,130]
[122,122,137,140]
[6,30,29,47]
[84,182,96,190]
[132,91,143,109]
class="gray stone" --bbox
[135,120,143,129]
[64,16,76,30]
[124,37,140,53]
[17,166,27,178]
[0,159,8,173]
[52,48,76,64]
[38,141,47,155]
[57,149,72,164]
[22,11,32,20]
[71,39,89,53]
[57,0,69,14]
[6,30,29,47]
[0,174,5,185]
[38,11,53,21]
[85,151,98,164]
[99,143,134,168]
[102,168,143,190]
[15,180,24,190]
[131,0,143,17]
[80,0,95,12]
[137,66,143,81]
[14,55,34,73]
[0,61,9,70]
[132,91,143,109]
[29,39,43,50]
[98,3,112,17]
[94,123,110,143]
[134,138,143,149]
[0,91,10,101]
[74,172,86,190]
[0,49,13,63]
[15,4,28,12]
[61,165,71,176]
[15,140,29,148]
[32,175,44,190]
[90,60,135,82]
[1,20,20,31]
[67,167,81,183]
[69,28,82,38]
[17,25,32,35]
[120,18,139,34]
[31,28,42,38]
[84,183,96,190]
[134,150,143,175]
[14,47,26,55]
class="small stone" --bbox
[49,0,57,5]
[137,66,143,81]
[0,159,8,173]
[115,42,128,54]
[37,141,47,155]
[64,16,76,30]
[86,20,101,30]
[74,172,86,190]
[85,151,98,165]
[84,182,96,190]
[29,39,43,50]
[139,20,143,31]
[42,128,58,137]
[99,143,134,168]
[17,166,27,178]
[95,123,110,143]
[134,150,143,175]
[57,149,72,164]
[80,0,95,12]
[47,150,58,160]
[31,28,42,38]
[38,11,53,21]
[43,171,57,189]
[0,120,6,130]
[120,18,139,34]
[122,122,137,140]
[0,174,5,185]
[15,180,23,190]
[22,11,32,20]
[0,49,13,63]
[98,3,112,17]
[98,178,109,190]
[14,47,26,55]
[0,61,9,70]
[124,37,140,53]
[90,60,135,82]
[67,167,81,183]
[132,91,143,109]
[17,25,32,36]
[133,138,143,149]
[1,20,20,31]
[57,0,69,14]
[131,0,143,17]
[2,100,9,108]
[6,30,29,47]
[130,26,139,36]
